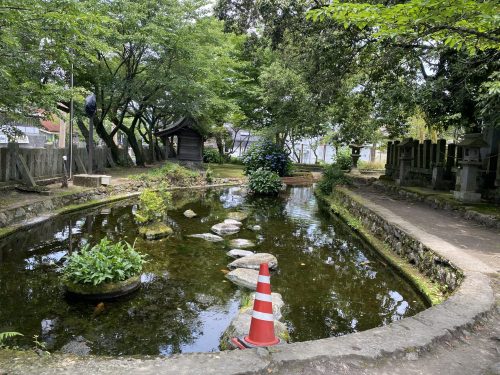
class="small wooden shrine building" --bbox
[155,117,203,162]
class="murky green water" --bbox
[0,185,428,355]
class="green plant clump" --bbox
[135,188,171,224]
[130,163,201,186]
[0,332,22,347]
[317,164,352,194]
[62,237,146,286]
[334,147,352,170]
[248,168,283,195]
[203,147,223,164]
[242,141,292,177]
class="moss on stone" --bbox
[316,189,445,306]
[64,275,141,296]
[138,222,173,240]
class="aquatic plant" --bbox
[248,168,283,195]
[135,188,171,224]
[62,237,146,286]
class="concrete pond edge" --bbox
[0,185,496,374]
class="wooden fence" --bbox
[384,138,462,189]
[0,144,128,183]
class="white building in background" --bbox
[226,129,386,165]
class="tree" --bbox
[0,0,110,134]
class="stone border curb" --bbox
[0,186,496,374]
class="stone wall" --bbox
[331,188,463,292]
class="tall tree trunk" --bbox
[93,118,121,165]
[126,130,145,167]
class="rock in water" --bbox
[226,249,254,258]
[211,223,240,236]
[188,233,224,242]
[183,209,197,218]
[224,219,243,226]
[225,268,259,289]
[138,223,173,240]
[220,292,289,349]
[250,225,262,231]
[229,238,255,249]
[228,253,278,270]
[227,212,248,221]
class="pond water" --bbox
[0,185,428,355]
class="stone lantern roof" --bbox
[457,134,488,148]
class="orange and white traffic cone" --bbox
[231,262,282,349]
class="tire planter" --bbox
[64,275,141,300]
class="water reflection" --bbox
[0,186,427,355]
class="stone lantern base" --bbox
[453,191,481,203]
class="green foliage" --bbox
[248,168,283,195]
[358,160,385,170]
[205,167,214,183]
[308,0,500,54]
[203,148,224,164]
[131,163,202,187]
[317,164,352,194]
[135,189,171,224]
[242,141,292,177]
[334,148,352,171]
[62,237,146,286]
[0,332,23,346]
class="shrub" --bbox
[358,160,385,170]
[317,164,352,194]
[62,237,146,286]
[203,148,223,164]
[130,163,202,186]
[205,167,214,183]
[135,188,171,224]
[334,148,352,170]
[248,168,283,195]
[242,141,292,177]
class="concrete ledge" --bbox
[0,187,496,374]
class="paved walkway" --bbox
[344,185,500,375]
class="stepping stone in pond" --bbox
[225,268,259,289]
[211,223,240,236]
[229,238,255,249]
[228,253,278,270]
[138,223,173,240]
[224,219,243,226]
[250,225,262,231]
[183,209,197,218]
[188,233,224,242]
[226,249,254,258]
[227,212,248,221]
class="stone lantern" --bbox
[396,138,413,186]
[349,143,363,174]
[453,133,488,203]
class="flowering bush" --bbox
[248,168,283,195]
[242,141,292,177]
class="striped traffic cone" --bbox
[231,263,281,349]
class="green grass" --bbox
[205,163,245,179]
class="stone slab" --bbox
[211,223,240,236]
[229,238,255,249]
[226,249,254,258]
[227,253,278,270]
[225,268,259,289]
[187,233,224,242]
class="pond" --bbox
[0,185,428,355]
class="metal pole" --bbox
[88,116,93,174]
[69,63,74,179]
